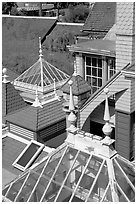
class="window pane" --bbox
[92,77,97,86]
[103,186,113,202]
[98,59,102,68]
[86,66,91,75]
[98,79,102,87]
[92,68,97,76]
[55,187,72,202]
[17,143,40,168]
[6,174,29,201]
[16,173,40,202]
[98,68,102,77]
[87,161,109,202]
[86,76,91,85]
[110,70,114,78]
[116,156,135,185]
[92,87,97,93]
[92,58,97,67]
[113,159,135,202]
[86,57,91,66]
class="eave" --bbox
[69,46,115,57]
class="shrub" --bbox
[64,4,89,23]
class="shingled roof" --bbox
[6,99,66,132]
[83,2,116,32]
[116,2,135,36]
[61,74,91,96]
[2,82,28,124]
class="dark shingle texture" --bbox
[6,99,66,131]
[2,82,28,114]
[83,2,116,32]
[116,2,135,35]
[2,82,28,123]
[61,75,91,96]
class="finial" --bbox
[73,60,77,76]
[102,88,112,138]
[68,80,77,125]
[103,88,110,121]
[68,80,75,111]
[2,68,9,83]
[32,85,43,108]
[39,37,43,58]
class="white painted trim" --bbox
[121,70,135,78]
[57,22,84,26]
[2,15,57,20]
[6,132,30,144]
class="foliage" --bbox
[45,23,82,53]
[2,17,77,75]
[63,4,89,23]
[2,2,17,14]
[53,2,89,9]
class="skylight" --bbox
[3,143,135,202]
[14,59,69,93]
[12,140,44,171]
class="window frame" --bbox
[108,58,116,80]
[12,140,45,171]
[85,56,103,92]
[84,55,116,94]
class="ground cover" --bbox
[2,17,83,76]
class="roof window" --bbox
[12,140,44,171]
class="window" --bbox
[13,140,44,171]
[85,56,103,93]
[85,56,116,94]
[108,58,115,79]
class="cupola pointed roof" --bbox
[14,38,69,94]
[61,74,91,96]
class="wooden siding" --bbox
[115,111,134,160]
[80,73,129,128]
[116,35,135,72]
[45,132,67,148]
[39,119,66,140]
[2,83,6,124]
[130,79,135,113]
[116,77,135,113]
[9,123,34,140]
[116,3,135,72]
[76,54,84,77]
